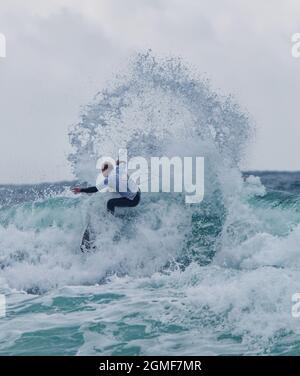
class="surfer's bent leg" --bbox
[107,191,141,215]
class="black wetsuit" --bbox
[80,186,141,215]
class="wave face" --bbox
[1,53,300,355]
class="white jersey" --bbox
[96,163,138,200]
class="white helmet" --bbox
[96,157,115,173]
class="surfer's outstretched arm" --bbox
[71,186,98,194]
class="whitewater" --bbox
[1,52,300,355]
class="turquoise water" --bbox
[1,175,300,355]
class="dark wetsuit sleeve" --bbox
[80,186,98,193]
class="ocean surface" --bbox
[1,53,300,355]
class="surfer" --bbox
[71,160,141,215]
[71,159,140,252]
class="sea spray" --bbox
[1,52,253,289]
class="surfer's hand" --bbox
[71,187,81,194]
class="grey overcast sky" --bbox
[0,0,300,183]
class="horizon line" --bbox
[1,170,300,186]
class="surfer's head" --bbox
[100,161,114,177]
